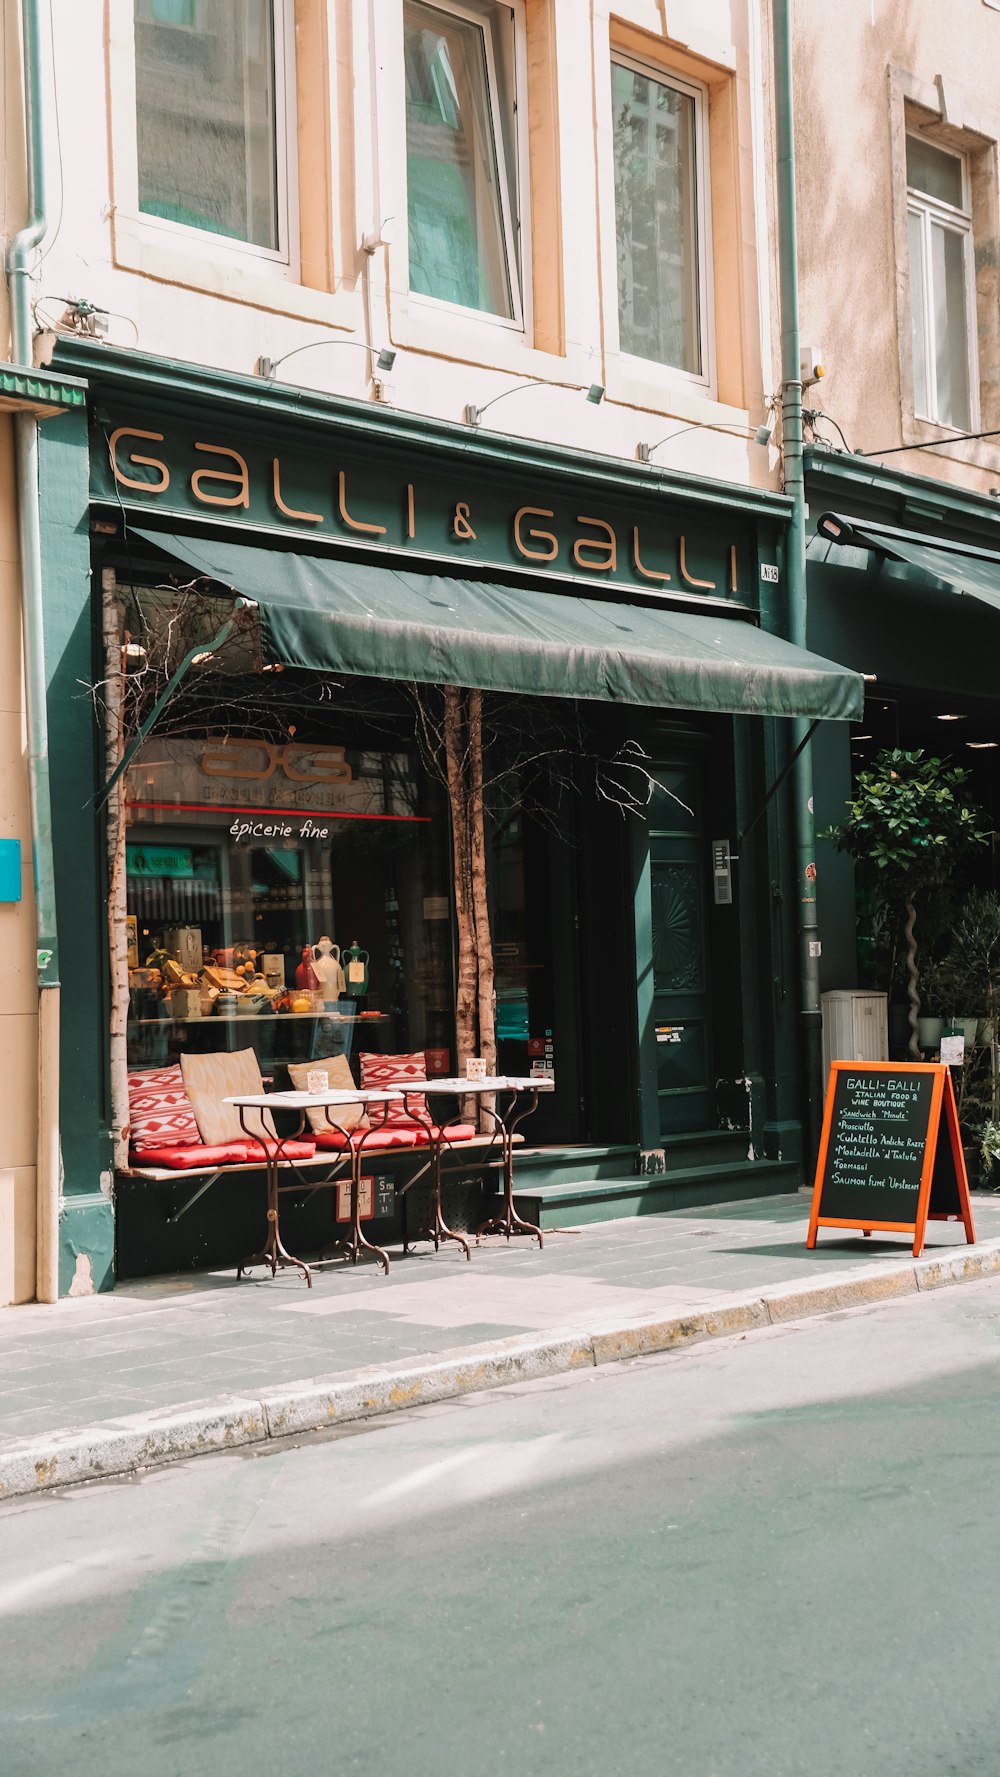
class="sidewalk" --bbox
[2,1189,1000,1501]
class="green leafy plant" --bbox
[929,891,1000,1027]
[824,749,989,1057]
[979,1120,1000,1183]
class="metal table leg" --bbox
[401,1097,470,1260]
[236,1110,313,1286]
[475,1091,543,1247]
[317,1109,390,1274]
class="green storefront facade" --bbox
[40,339,860,1292]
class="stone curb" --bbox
[2,1236,1000,1503]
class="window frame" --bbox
[132,0,298,273]
[609,49,715,394]
[905,133,979,432]
[402,0,527,334]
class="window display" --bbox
[124,730,454,1085]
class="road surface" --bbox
[2,1279,1000,1776]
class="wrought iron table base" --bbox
[236,1110,314,1287]
[317,1109,390,1274]
[401,1098,472,1260]
[475,1093,543,1247]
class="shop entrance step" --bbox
[488,1156,801,1229]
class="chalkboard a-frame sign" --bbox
[807,1062,975,1257]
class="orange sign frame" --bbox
[807,1061,975,1257]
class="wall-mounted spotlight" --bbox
[637,415,772,463]
[465,379,605,429]
[255,340,396,380]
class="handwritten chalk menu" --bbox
[807,1062,975,1258]
[820,1070,933,1217]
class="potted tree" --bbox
[825,749,989,1059]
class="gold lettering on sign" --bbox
[678,536,716,590]
[272,459,322,524]
[277,744,352,785]
[201,738,272,780]
[730,545,739,594]
[573,516,617,573]
[453,502,476,540]
[514,507,558,562]
[200,740,353,785]
[337,470,387,535]
[108,426,170,493]
[406,483,416,540]
[632,527,671,582]
[192,443,250,508]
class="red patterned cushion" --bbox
[359,1051,429,1125]
[313,1126,423,1152]
[128,1142,249,1170]
[434,1123,476,1143]
[128,1065,200,1153]
[237,1138,316,1162]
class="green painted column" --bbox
[38,408,114,1293]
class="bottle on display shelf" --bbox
[294,946,321,994]
[343,940,370,998]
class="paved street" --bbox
[2,1277,1000,1775]
[2,1191,998,1453]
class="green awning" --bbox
[822,514,1000,612]
[136,528,864,721]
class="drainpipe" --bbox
[772,0,822,1167]
[7,0,61,1302]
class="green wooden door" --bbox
[649,755,713,1135]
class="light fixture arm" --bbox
[257,337,395,380]
[465,379,604,427]
[638,416,773,462]
[638,425,700,460]
[465,379,546,426]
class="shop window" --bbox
[124,733,454,1082]
[905,134,978,431]
[403,0,524,326]
[611,55,710,381]
[133,0,294,260]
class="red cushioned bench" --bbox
[121,1061,489,1234]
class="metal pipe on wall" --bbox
[772,0,823,1166]
[7,0,61,1301]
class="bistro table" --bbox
[224,1074,552,1286]
[400,1076,553,1257]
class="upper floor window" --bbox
[134,0,293,261]
[611,56,709,381]
[906,134,977,431]
[403,0,523,326]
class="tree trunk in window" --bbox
[468,688,497,1130]
[443,686,479,1119]
[101,569,130,1172]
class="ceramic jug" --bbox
[312,936,346,1001]
[343,940,370,999]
